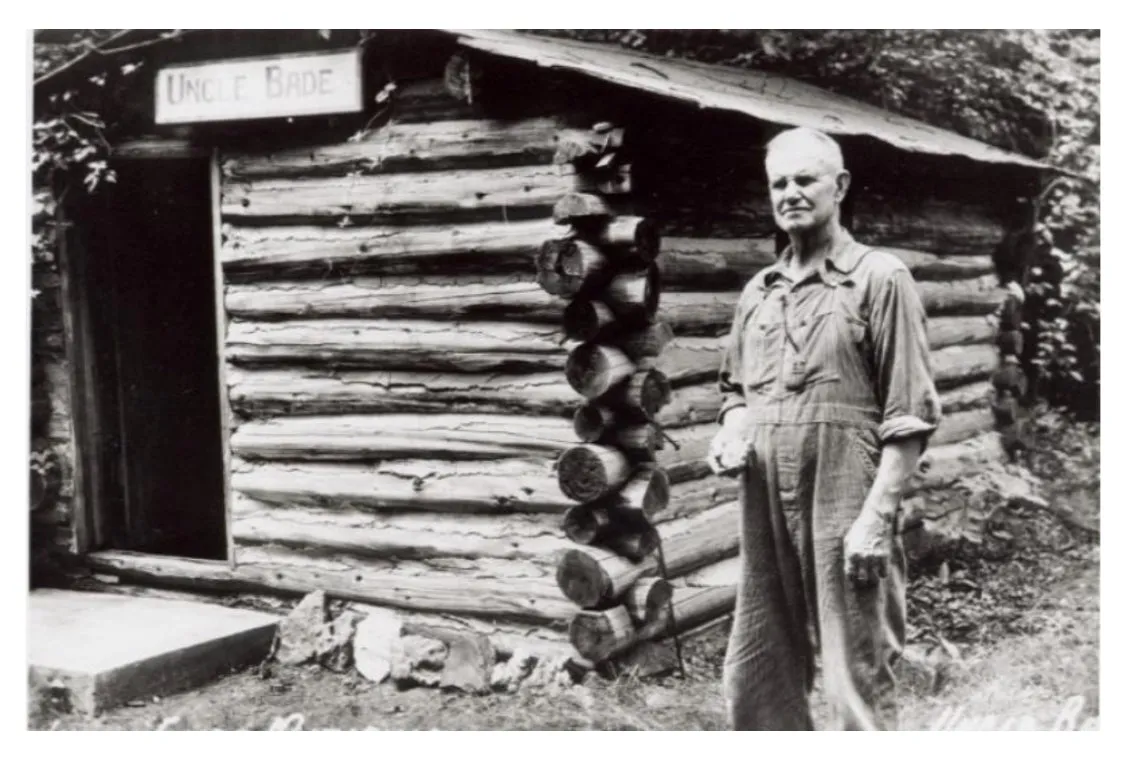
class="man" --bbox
[708,127,942,731]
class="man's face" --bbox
[765,143,848,234]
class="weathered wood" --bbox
[940,381,993,414]
[569,578,736,662]
[931,407,995,447]
[613,423,662,459]
[231,494,572,562]
[569,607,636,662]
[556,239,611,298]
[932,343,998,389]
[225,274,557,322]
[602,266,660,322]
[591,216,660,262]
[221,165,574,224]
[226,367,575,418]
[655,474,741,524]
[553,193,611,224]
[658,237,777,292]
[997,329,1023,358]
[658,285,1004,340]
[851,194,1008,257]
[557,445,632,503]
[675,555,740,588]
[614,321,675,362]
[654,381,721,428]
[657,583,736,634]
[927,316,997,351]
[226,343,993,423]
[657,237,996,292]
[221,118,566,179]
[604,369,672,420]
[555,500,740,608]
[992,362,1027,396]
[563,299,618,342]
[553,126,625,168]
[226,319,567,373]
[625,578,674,625]
[230,414,576,462]
[614,468,671,520]
[237,544,577,621]
[655,337,724,388]
[573,404,616,443]
[654,423,715,485]
[230,457,572,514]
[89,545,579,622]
[917,276,1006,316]
[562,504,613,545]
[657,292,736,337]
[222,281,987,341]
[565,344,635,399]
[603,519,661,564]
[221,219,567,279]
[883,248,997,280]
[536,238,569,296]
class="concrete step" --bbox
[29,588,280,715]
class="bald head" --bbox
[765,127,845,174]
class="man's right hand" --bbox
[707,408,750,476]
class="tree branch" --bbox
[33,29,186,88]
[33,29,132,87]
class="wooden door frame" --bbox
[61,142,235,566]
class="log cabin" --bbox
[31,29,1051,669]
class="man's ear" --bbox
[835,170,852,202]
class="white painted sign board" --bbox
[155,50,362,125]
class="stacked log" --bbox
[535,122,699,663]
[990,282,1030,453]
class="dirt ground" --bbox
[31,417,1100,731]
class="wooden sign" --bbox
[155,50,362,125]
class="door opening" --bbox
[75,156,228,560]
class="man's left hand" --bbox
[843,498,897,587]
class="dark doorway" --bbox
[76,156,228,560]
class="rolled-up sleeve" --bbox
[869,267,942,446]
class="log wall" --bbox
[217,77,595,646]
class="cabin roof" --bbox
[444,29,1052,173]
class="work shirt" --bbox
[718,232,941,446]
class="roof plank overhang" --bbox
[443,29,1055,174]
